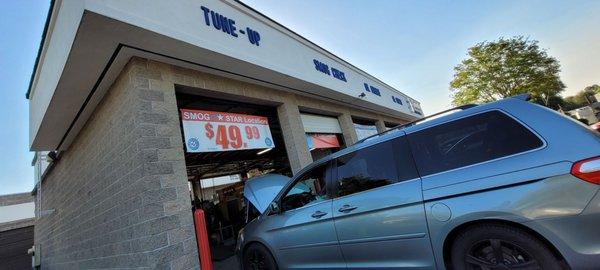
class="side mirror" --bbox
[269,201,281,214]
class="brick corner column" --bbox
[129,58,201,270]
[375,119,387,133]
[338,113,358,145]
[277,100,312,174]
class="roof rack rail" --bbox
[510,93,531,101]
[353,104,478,145]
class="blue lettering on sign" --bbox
[313,59,331,75]
[313,59,347,82]
[363,83,380,96]
[331,68,347,82]
[392,96,403,105]
[370,86,380,96]
[201,6,260,46]
[247,27,261,46]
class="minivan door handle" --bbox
[311,211,327,219]
[338,205,358,213]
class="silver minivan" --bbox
[237,95,600,270]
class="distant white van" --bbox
[568,106,598,124]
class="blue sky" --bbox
[0,1,49,195]
[242,0,600,112]
[0,0,599,195]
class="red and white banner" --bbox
[181,109,275,153]
[306,134,340,150]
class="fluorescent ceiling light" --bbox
[257,148,273,155]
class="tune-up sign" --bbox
[181,109,274,153]
[200,6,261,46]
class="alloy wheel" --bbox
[465,238,541,270]
[246,249,268,270]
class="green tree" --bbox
[450,37,565,108]
[584,84,600,94]
[561,84,600,110]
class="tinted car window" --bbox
[336,140,405,197]
[281,164,328,211]
[394,136,420,181]
[409,110,543,176]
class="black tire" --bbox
[243,243,278,270]
[450,223,563,270]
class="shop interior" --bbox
[351,117,379,141]
[176,88,292,269]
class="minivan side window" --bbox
[335,138,417,197]
[409,110,544,176]
[281,164,328,211]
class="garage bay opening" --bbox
[176,89,292,269]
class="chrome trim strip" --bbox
[338,232,427,245]
[279,240,340,251]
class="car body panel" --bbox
[422,161,572,202]
[418,99,600,269]
[332,178,436,269]
[238,97,600,269]
[524,188,600,269]
[246,199,346,269]
[425,174,599,269]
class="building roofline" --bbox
[25,0,55,100]
[0,192,34,207]
[233,0,414,100]
[0,218,35,232]
[27,0,417,104]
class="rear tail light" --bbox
[571,156,600,184]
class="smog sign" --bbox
[180,109,274,153]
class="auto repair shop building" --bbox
[28,0,423,269]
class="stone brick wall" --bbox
[34,58,199,269]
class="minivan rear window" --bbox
[409,110,543,176]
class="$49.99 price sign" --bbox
[180,109,275,153]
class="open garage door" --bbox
[300,113,342,133]
[176,89,292,269]
[300,113,345,161]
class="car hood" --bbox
[243,174,291,214]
